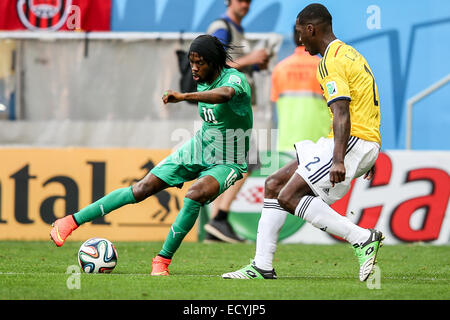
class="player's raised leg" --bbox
[50,173,168,247]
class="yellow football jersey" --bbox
[317,39,381,145]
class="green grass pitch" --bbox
[0,240,448,300]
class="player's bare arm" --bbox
[162,87,235,104]
[329,99,350,187]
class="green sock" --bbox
[159,197,202,259]
[73,186,136,225]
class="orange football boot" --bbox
[151,255,171,276]
[50,215,78,247]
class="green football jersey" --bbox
[195,67,253,170]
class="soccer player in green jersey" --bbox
[50,35,253,276]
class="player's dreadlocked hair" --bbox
[297,3,332,26]
[189,34,234,73]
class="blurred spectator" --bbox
[207,0,269,105]
[271,26,330,152]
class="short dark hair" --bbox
[189,35,233,72]
[297,3,332,26]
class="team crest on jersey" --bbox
[17,0,73,30]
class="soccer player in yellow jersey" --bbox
[222,3,384,282]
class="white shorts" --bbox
[294,136,380,205]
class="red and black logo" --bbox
[17,0,73,30]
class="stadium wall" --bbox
[0,148,448,244]
[228,151,450,245]
[1,1,449,150]
[0,33,279,149]
[0,148,197,242]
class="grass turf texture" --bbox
[0,241,448,300]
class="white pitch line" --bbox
[0,272,447,282]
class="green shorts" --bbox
[150,147,245,201]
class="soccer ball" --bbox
[78,238,118,273]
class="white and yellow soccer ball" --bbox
[78,238,118,273]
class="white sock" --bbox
[295,196,370,246]
[253,198,287,271]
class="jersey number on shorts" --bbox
[202,107,217,123]
[305,157,320,171]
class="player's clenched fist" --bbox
[330,161,346,187]
[162,90,185,104]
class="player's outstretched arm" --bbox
[162,87,235,105]
[329,99,351,187]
